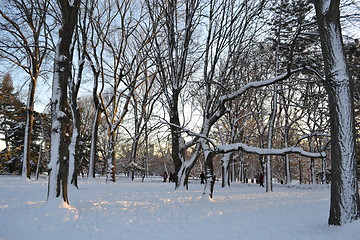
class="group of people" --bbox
[162,171,206,184]
[162,171,265,187]
[163,172,176,182]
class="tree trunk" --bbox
[239,152,244,182]
[322,157,327,184]
[266,83,277,192]
[35,115,45,180]
[68,102,81,187]
[203,150,216,198]
[22,77,35,180]
[170,93,182,187]
[88,107,102,178]
[284,128,291,184]
[312,0,360,225]
[221,153,232,187]
[47,0,80,204]
[106,128,117,182]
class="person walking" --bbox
[258,173,264,187]
[163,172,168,182]
[200,171,205,184]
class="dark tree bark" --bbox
[312,0,360,225]
[47,0,80,204]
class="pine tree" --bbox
[0,74,26,174]
[0,74,48,175]
[344,39,360,175]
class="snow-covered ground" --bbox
[0,175,359,240]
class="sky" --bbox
[1,175,359,240]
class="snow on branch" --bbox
[161,120,325,159]
[214,143,326,158]
[296,132,331,143]
[219,67,304,104]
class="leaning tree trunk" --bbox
[47,0,80,204]
[312,0,360,225]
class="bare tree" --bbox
[125,66,160,180]
[85,0,104,179]
[68,0,91,187]
[47,0,80,204]
[146,0,204,185]
[311,0,360,225]
[179,0,269,195]
[0,0,51,179]
[87,0,155,182]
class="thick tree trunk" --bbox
[170,93,182,187]
[177,143,201,188]
[47,0,80,204]
[203,150,216,198]
[221,153,232,188]
[312,0,360,225]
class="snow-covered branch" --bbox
[214,143,326,158]
[219,67,304,104]
[296,132,331,143]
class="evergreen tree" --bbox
[344,39,360,175]
[0,74,26,174]
[0,73,49,175]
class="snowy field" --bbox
[0,175,359,240]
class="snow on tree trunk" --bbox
[312,0,360,225]
[47,0,80,205]
[239,152,245,182]
[203,149,216,199]
[177,143,201,188]
[48,51,71,203]
[22,78,36,180]
[284,154,291,184]
[221,153,232,187]
[322,157,327,184]
[106,128,116,182]
[283,126,291,184]
[68,118,78,186]
[35,117,45,180]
